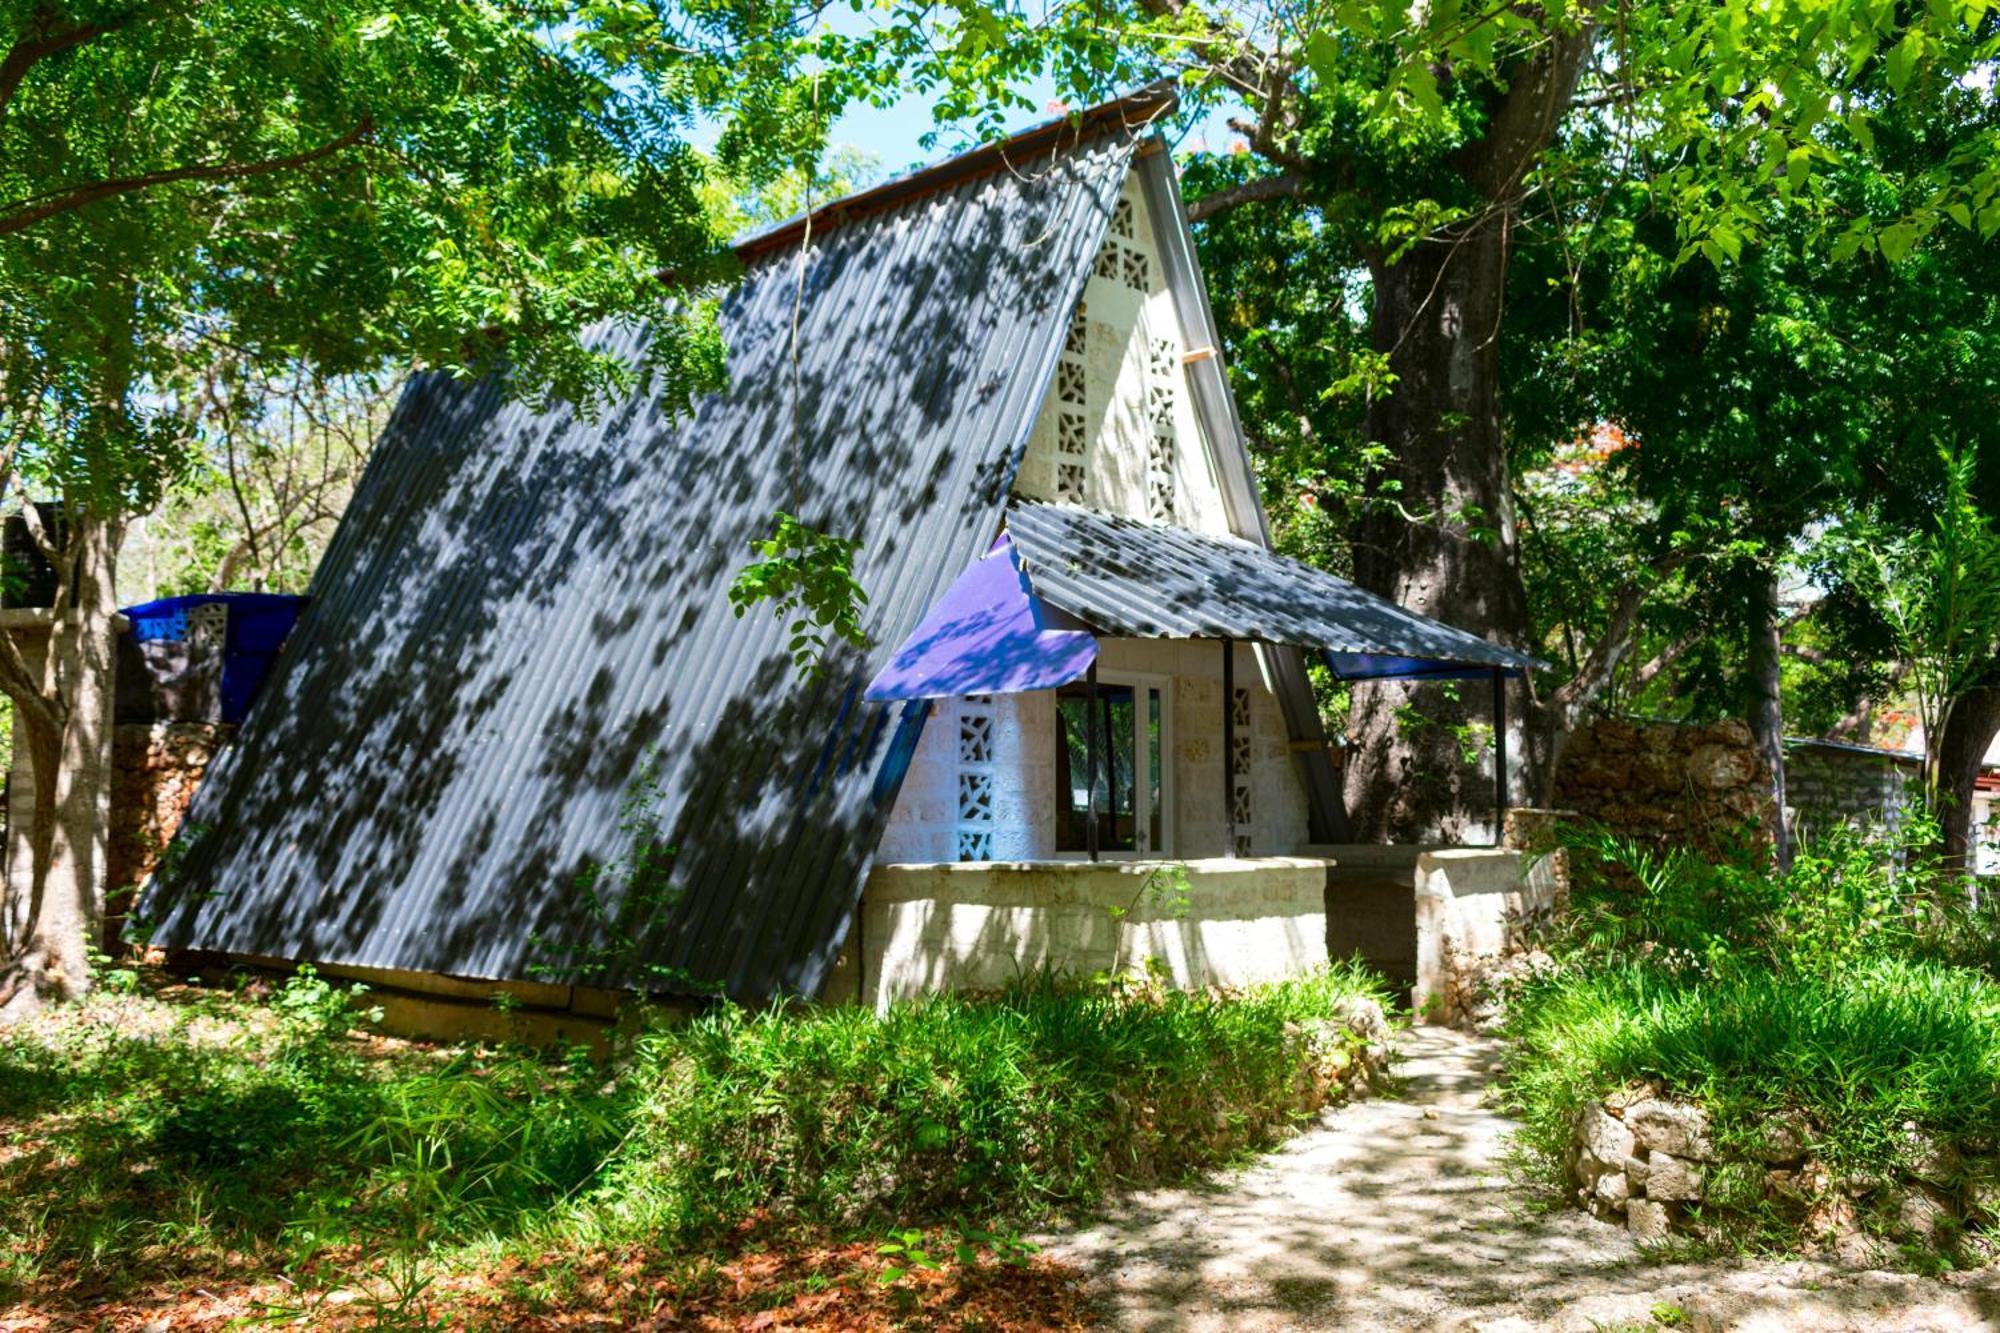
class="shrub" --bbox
[581,962,1388,1241]
[0,960,1389,1300]
[0,968,624,1289]
[1508,959,2000,1178]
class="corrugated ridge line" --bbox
[686,200,953,993]
[453,313,755,982]
[171,335,604,961]
[672,194,946,980]
[660,194,946,991]
[252,368,490,959]
[1017,505,1379,648]
[361,371,544,971]
[427,321,667,977]
[699,166,1073,994]
[203,366,508,953]
[339,359,557,970]
[395,348,615,975]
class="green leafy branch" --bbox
[728,511,870,678]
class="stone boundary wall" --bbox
[1552,718,1772,856]
[1786,740,1919,830]
[1555,718,1922,854]
[1572,1094,1993,1262]
[107,721,233,946]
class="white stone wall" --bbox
[1409,847,1562,1021]
[875,690,1055,864]
[1010,173,1233,536]
[824,855,1335,1011]
[876,638,1312,863]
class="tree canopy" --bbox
[0,0,833,1012]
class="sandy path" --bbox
[1048,1026,2000,1331]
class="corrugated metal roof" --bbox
[1005,500,1540,672]
[140,114,1142,1002]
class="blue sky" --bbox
[821,85,1239,177]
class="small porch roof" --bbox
[865,500,1541,701]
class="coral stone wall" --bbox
[1554,719,1923,853]
[107,722,233,936]
[1552,718,1773,854]
[1571,1094,1991,1262]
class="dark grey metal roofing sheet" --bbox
[1005,499,1540,672]
[140,126,1139,1002]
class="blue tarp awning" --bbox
[121,592,306,723]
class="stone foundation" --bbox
[825,857,1334,1013]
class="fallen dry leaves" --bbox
[1,1228,1097,1332]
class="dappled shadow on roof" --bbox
[142,136,1137,1002]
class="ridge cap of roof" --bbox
[732,82,1177,263]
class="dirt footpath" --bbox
[1048,1026,2000,1332]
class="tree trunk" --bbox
[1344,214,1534,841]
[1936,680,2000,876]
[0,507,120,1021]
[1340,29,1592,843]
[1746,569,1791,871]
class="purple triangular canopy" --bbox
[864,535,1097,701]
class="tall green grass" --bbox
[585,966,1384,1240]
[1508,959,2000,1176]
[1505,816,2000,1252]
[0,961,1388,1301]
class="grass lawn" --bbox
[0,960,1388,1328]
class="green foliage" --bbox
[0,962,1388,1303]
[583,962,1386,1242]
[727,512,870,677]
[126,363,396,598]
[1538,817,1955,981]
[1507,816,2000,1252]
[1509,959,2000,1189]
[1107,860,1194,923]
[874,1223,1036,1286]
[0,970,619,1300]
[1174,152,1384,572]
[0,0,829,578]
[1823,449,2000,790]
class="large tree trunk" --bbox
[1340,29,1593,842]
[1346,214,1532,841]
[1746,569,1791,870]
[0,507,120,1021]
[1936,680,2000,877]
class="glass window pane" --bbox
[1055,681,1136,852]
